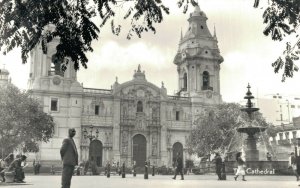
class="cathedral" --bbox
[26,5,223,167]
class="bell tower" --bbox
[173,5,223,104]
[28,25,80,91]
[27,25,83,162]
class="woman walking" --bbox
[234,152,246,181]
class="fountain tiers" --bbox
[237,84,266,161]
[238,126,266,161]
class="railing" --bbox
[201,86,213,91]
[120,118,160,127]
[167,95,190,101]
[277,139,291,146]
[48,70,64,77]
[83,88,112,95]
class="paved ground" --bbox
[0,174,300,188]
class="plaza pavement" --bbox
[0,174,299,188]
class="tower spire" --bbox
[180,28,183,40]
[214,24,216,38]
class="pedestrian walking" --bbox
[234,152,246,181]
[106,162,110,178]
[122,162,126,178]
[60,128,78,188]
[152,165,155,176]
[36,161,41,174]
[144,161,148,179]
[221,162,226,180]
[214,153,222,180]
[289,152,299,181]
[132,161,136,177]
[33,159,36,175]
[266,152,272,161]
[172,152,184,180]
[117,162,121,176]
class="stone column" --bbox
[245,134,259,161]
[113,98,121,161]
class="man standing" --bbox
[60,128,78,188]
[289,152,299,181]
[172,153,184,180]
[214,153,222,180]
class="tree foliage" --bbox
[0,84,54,156]
[187,103,274,157]
[254,0,300,81]
[0,0,196,71]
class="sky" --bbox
[0,0,300,103]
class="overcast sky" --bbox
[1,0,300,102]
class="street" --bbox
[0,174,299,188]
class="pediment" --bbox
[113,80,167,100]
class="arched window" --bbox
[50,54,64,76]
[202,71,209,90]
[137,101,143,112]
[183,73,187,91]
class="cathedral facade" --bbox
[27,6,223,167]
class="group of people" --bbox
[54,128,300,188]
[213,151,245,181]
[3,128,295,188]
[0,153,27,183]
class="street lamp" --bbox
[286,99,291,124]
[83,125,99,141]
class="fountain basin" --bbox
[237,126,266,136]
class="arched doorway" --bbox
[89,140,103,167]
[172,142,183,167]
[132,134,147,167]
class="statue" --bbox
[167,133,171,145]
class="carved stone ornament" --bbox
[137,90,145,97]
[206,90,213,98]
[52,76,61,85]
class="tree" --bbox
[187,103,274,157]
[1,1,298,80]
[254,0,300,81]
[0,84,54,157]
[0,0,197,71]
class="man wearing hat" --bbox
[289,152,299,181]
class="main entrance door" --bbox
[89,140,103,167]
[172,142,183,167]
[132,134,147,167]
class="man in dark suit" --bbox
[214,153,222,180]
[60,128,78,188]
[172,153,184,180]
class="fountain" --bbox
[238,84,266,161]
